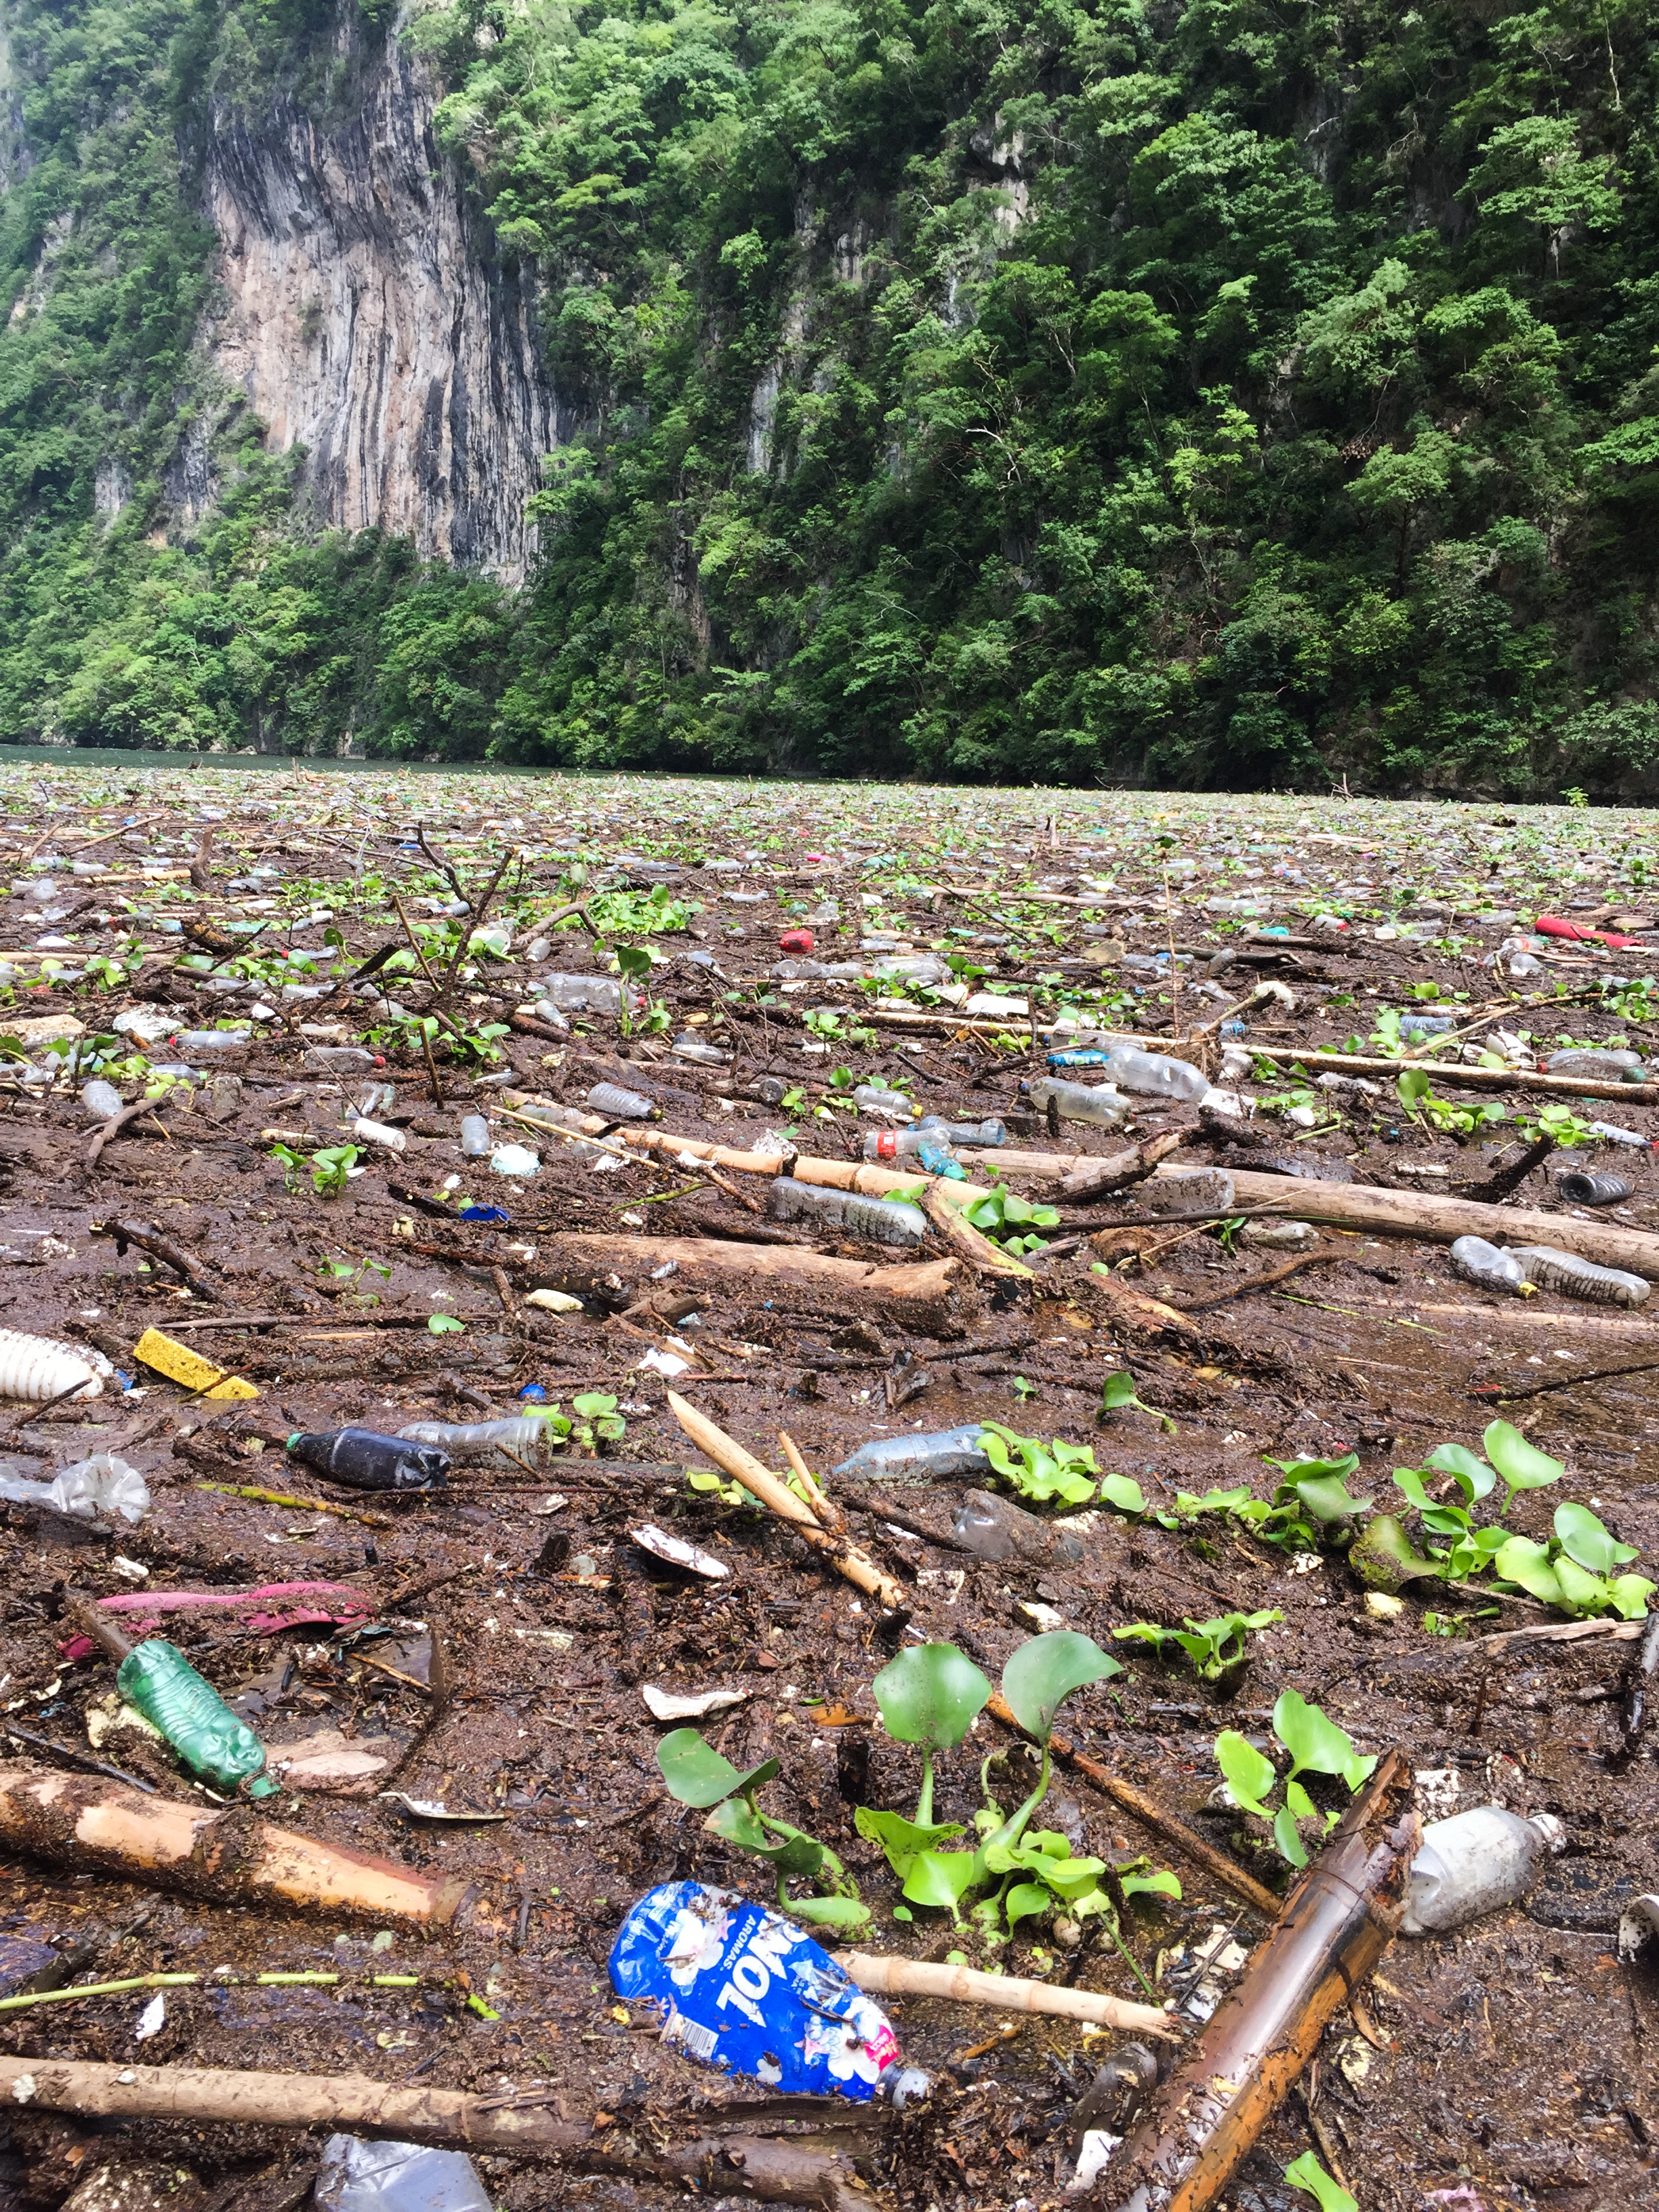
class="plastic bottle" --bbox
[173,1030,251,1052]
[863,1123,1000,1161]
[609,1881,920,2103]
[1027,1078,1130,1128]
[1555,1170,1632,1206]
[832,1425,991,1481]
[1046,1048,1208,1103]
[347,1115,407,1153]
[671,1033,732,1065]
[1139,1167,1235,1216]
[913,1138,966,1180]
[952,1490,1084,1565]
[767,1179,928,1248]
[536,975,634,1015]
[1398,1012,1456,1040]
[79,1078,124,1123]
[853,1084,914,1117]
[743,1075,787,1108]
[396,1415,561,1464]
[286,1428,450,1492]
[73,1599,274,1798]
[1450,1234,1530,1295]
[459,1113,491,1158]
[1508,1244,1650,1307]
[1586,1121,1653,1149]
[586,1082,660,1122]
[1546,1047,1645,1080]
[0,1453,147,1523]
[305,1046,379,1069]
[314,2135,491,2212]
[1401,1806,1565,1935]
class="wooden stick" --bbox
[778,1431,840,1532]
[1175,1249,1345,1314]
[1243,1044,1659,1105]
[666,1393,906,1612]
[985,1693,1280,1919]
[0,1765,470,1927]
[924,1182,1034,1277]
[0,2060,865,2211]
[542,1235,970,1326]
[833,1952,1177,2039]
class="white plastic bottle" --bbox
[1401,1805,1565,1934]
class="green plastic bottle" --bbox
[117,1641,278,1798]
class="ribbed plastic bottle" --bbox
[287,1427,451,1492]
[1026,1078,1130,1128]
[1555,1170,1632,1207]
[1508,1244,1650,1307]
[537,975,629,1012]
[75,1601,275,1799]
[1401,1807,1565,1934]
[586,1082,660,1121]
[766,1179,927,1248]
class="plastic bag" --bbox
[0,1452,150,1524]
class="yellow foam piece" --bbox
[132,1328,259,1401]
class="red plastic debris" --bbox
[779,928,815,954]
[1535,914,1642,949]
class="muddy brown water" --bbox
[0,769,1655,2212]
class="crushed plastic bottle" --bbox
[1555,1170,1632,1206]
[1138,1166,1235,1216]
[287,1428,450,1492]
[459,1113,491,1158]
[535,975,636,1014]
[768,1179,927,1248]
[853,1084,914,1118]
[1450,1235,1530,1296]
[832,1425,990,1481]
[1508,1245,1650,1307]
[1401,1806,1565,1935]
[587,1082,660,1121]
[79,1078,123,1122]
[0,1454,149,1524]
[951,1490,1084,1565]
[1545,1047,1645,1081]
[315,2136,491,2212]
[397,1416,562,1464]
[1027,1078,1130,1128]
[609,1881,920,2102]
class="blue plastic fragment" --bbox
[457,1205,510,1224]
[609,1882,906,2100]
[1046,1049,1112,1069]
[518,1382,549,1402]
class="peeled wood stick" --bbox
[985,1694,1280,1919]
[833,1951,1176,2039]
[0,1765,470,1928]
[924,1181,1034,1277]
[778,1431,840,1532]
[1244,1044,1659,1105]
[667,1393,906,1612]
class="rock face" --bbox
[199,22,554,583]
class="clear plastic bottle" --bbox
[586,1082,660,1121]
[1508,1244,1650,1308]
[1097,1047,1210,1102]
[173,1029,251,1052]
[952,1490,1084,1565]
[1027,1078,1130,1128]
[832,1425,991,1480]
[1586,1121,1653,1149]
[863,1126,957,1161]
[1450,1234,1530,1295]
[767,1179,928,1247]
[1547,1047,1645,1080]
[79,1078,123,1123]
[287,1427,450,1492]
[671,1033,732,1065]
[459,1113,491,1158]
[305,1046,380,1069]
[1401,1806,1565,1935]
[397,1415,560,1463]
[536,974,634,1014]
[853,1084,914,1117]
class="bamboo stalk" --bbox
[666,1394,906,1612]
[832,1952,1177,2039]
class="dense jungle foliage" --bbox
[1,0,1657,790]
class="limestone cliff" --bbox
[195,19,554,583]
